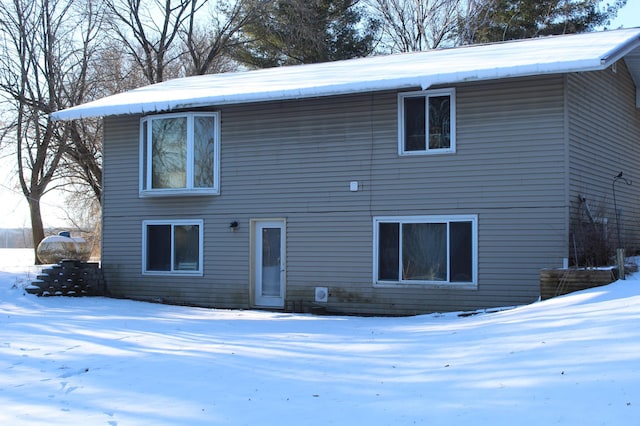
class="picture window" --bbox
[140,112,220,196]
[374,215,476,286]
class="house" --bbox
[52,28,640,316]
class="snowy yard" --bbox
[1,248,639,425]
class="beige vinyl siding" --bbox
[370,77,567,313]
[220,95,375,215]
[101,75,570,315]
[567,62,640,260]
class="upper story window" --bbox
[398,89,456,155]
[140,112,220,196]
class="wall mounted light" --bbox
[229,221,239,230]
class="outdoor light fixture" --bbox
[229,221,239,230]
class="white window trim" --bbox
[142,219,204,276]
[139,112,221,197]
[398,88,456,156]
[373,215,477,288]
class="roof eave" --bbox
[49,30,640,121]
[48,64,601,122]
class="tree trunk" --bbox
[28,196,45,265]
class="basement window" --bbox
[143,220,203,275]
[374,215,477,286]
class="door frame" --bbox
[250,218,286,308]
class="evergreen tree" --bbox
[235,0,380,67]
[469,0,626,43]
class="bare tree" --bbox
[60,179,103,259]
[105,0,197,83]
[105,0,261,83]
[0,0,105,262]
[61,2,109,204]
[454,0,496,45]
[64,120,103,202]
[367,0,465,52]
[183,0,266,75]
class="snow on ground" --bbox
[1,248,639,425]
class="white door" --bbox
[254,220,285,308]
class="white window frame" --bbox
[398,88,456,156]
[139,112,220,197]
[142,219,204,276]
[373,215,477,288]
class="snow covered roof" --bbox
[51,28,640,121]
